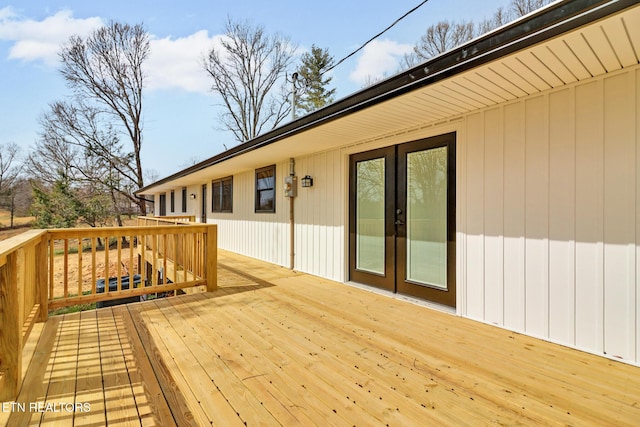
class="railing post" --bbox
[0,252,21,401]
[205,225,217,292]
[36,234,49,322]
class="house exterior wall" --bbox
[151,64,639,365]
[208,164,290,266]
[461,66,639,364]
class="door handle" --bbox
[395,208,404,225]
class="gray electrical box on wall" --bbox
[284,175,297,198]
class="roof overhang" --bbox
[138,0,640,195]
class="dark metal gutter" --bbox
[137,0,636,194]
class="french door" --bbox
[349,133,456,307]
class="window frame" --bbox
[211,176,233,213]
[255,165,276,213]
[170,190,175,213]
[181,187,187,213]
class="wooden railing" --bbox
[0,222,217,401]
[138,215,196,225]
[0,230,48,401]
[47,223,216,309]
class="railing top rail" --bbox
[137,215,198,225]
[47,224,213,239]
[0,229,48,265]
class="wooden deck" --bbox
[3,250,640,426]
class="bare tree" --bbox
[0,142,22,227]
[479,1,552,34]
[478,7,510,34]
[0,142,21,195]
[414,20,475,60]
[410,0,554,67]
[510,0,551,17]
[28,101,136,225]
[58,21,150,214]
[360,74,387,89]
[204,18,297,143]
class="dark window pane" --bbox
[222,178,233,212]
[212,181,222,211]
[258,189,274,211]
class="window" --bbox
[255,165,276,213]
[212,176,233,213]
[159,193,166,216]
[170,190,175,213]
[181,187,187,212]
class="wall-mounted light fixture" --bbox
[301,175,313,188]
[189,193,197,199]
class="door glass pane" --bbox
[406,147,447,288]
[356,158,385,275]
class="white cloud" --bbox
[146,30,223,94]
[0,7,103,66]
[349,39,413,86]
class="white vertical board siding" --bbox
[462,67,639,363]
[574,80,605,354]
[524,95,550,338]
[502,103,526,332]
[483,108,504,325]
[207,151,346,281]
[603,72,636,360]
[465,112,485,319]
[548,88,576,345]
[293,149,345,282]
[211,164,289,267]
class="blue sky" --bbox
[1,0,511,179]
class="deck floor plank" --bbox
[263,275,575,424]
[210,279,510,426]
[112,305,177,427]
[39,313,80,426]
[178,292,357,426]
[126,305,200,426]
[95,308,142,426]
[73,310,106,426]
[164,293,318,426]
[9,249,640,426]
[134,298,240,426]
[270,274,640,424]
[147,296,276,426]
[4,317,61,426]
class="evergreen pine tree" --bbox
[296,45,337,115]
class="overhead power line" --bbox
[320,0,431,77]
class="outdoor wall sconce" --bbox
[301,175,313,188]
[189,193,197,199]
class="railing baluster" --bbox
[163,233,168,286]
[104,236,109,295]
[140,233,146,285]
[117,235,122,292]
[129,235,134,285]
[77,239,83,298]
[49,238,54,300]
[63,239,69,298]
[152,233,157,288]
[91,237,97,296]
[182,233,187,282]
